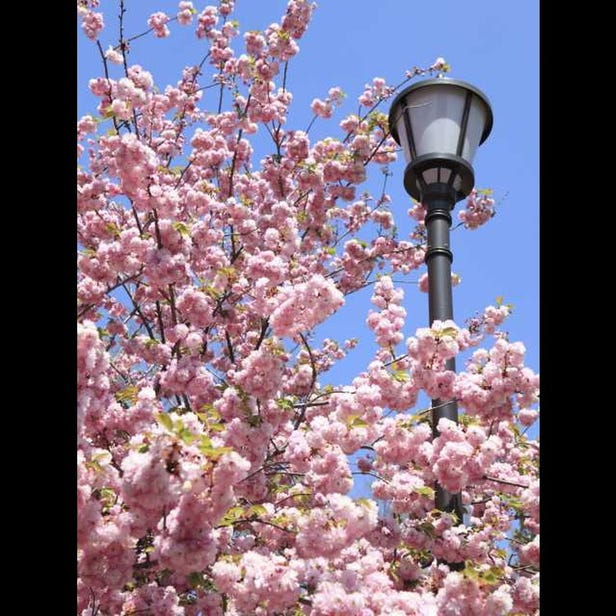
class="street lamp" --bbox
[388,77,493,521]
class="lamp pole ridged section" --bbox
[423,182,465,521]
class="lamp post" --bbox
[388,77,493,521]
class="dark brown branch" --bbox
[483,476,529,489]
[225,330,236,365]
[229,518,297,534]
[77,303,95,320]
[94,41,121,134]
[254,318,269,351]
[293,333,318,430]
[227,127,244,199]
[121,283,156,340]
[118,0,140,136]
[281,60,289,93]
[105,271,143,295]
[167,284,178,326]
[216,64,225,114]
[152,208,163,249]
[181,394,193,414]
[274,492,313,507]
[291,400,329,408]
[155,300,166,344]
[351,471,389,483]
[123,15,181,45]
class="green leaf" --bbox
[460,414,480,427]
[157,412,174,432]
[115,385,139,404]
[350,416,369,428]
[495,295,504,306]
[178,428,196,445]
[172,221,190,236]
[392,369,410,383]
[85,460,103,473]
[419,521,436,539]
[247,504,268,517]
[220,506,245,526]
[414,486,435,498]
[436,326,458,338]
[276,398,295,411]
[462,563,480,581]
[481,566,504,586]
[218,266,236,278]
[187,571,206,589]
[246,415,263,427]
[201,285,222,300]
[270,514,292,526]
[105,222,121,237]
[97,487,117,511]
[199,436,234,460]
[198,435,212,450]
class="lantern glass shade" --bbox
[388,78,493,202]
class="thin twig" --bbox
[95,41,121,134]
[483,476,529,489]
[225,330,236,364]
[293,333,318,429]
[121,283,156,340]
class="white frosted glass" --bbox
[461,100,488,163]
[393,82,491,168]
[421,168,438,185]
[407,85,466,158]
[421,167,452,185]
[438,168,452,184]
[394,108,412,163]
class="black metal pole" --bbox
[423,182,465,523]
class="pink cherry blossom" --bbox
[177,1,194,25]
[269,274,344,337]
[79,7,104,40]
[311,97,333,119]
[148,12,171,38]
[458,188,496,229]
[103,45,123,64]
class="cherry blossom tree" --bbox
[77,1,539,614]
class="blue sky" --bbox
[78,0,539,458]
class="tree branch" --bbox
[293,333,318,429]
[483,476,529,489]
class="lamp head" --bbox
[388,77,493,203]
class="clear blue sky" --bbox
[78,0,538,412]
